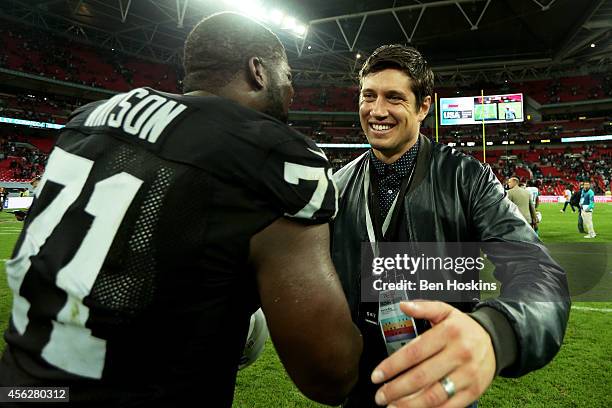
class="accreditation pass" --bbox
[378,289,418,355]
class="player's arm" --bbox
[250,218,362,405]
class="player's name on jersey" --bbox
[83,88,188,144]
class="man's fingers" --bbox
[372,305,494,407]
[385,362,488,408]
[371,302,457,385]
[371,323,448,384]
[374,348,462,405]
[399,301,453,325]
[382,372,472,408]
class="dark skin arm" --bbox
[250,218,363,405]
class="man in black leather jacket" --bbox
[331,44,570,408]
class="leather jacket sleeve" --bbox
[468,164,571,377]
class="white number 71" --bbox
[6,147,142,379]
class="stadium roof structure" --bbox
[1,0,611,86]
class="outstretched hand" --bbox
[371,301,496,408]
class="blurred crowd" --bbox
[0,17,610,191]
[0,21,181,93]
[0,133,48,181]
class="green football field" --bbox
[0,204,610,407]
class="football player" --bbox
[0,12,362,407]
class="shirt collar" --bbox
[369,138,420,178]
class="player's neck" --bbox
[185,87,264,114]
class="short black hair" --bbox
[183,12,286,93]
[359,44,434,109]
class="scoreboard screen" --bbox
[440,93,524,126]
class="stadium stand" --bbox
[0,146,47,182]
[291,73,612,113]
[0,127,52,182]
[0,15,610,192]
[0,21,181,93]
[0,92,78,124]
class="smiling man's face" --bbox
[359,68,430,163]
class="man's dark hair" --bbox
[359,44,434,109]
[183,12,286,93]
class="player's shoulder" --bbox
[63,89,318,161]
[215,101,325,162]
[65,87,187,128]
[163,95,329,175]
[259,120,322,154]
[174,94,317,151]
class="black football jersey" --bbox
[0,88,337,407]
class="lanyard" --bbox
[364,161,393,256]
[362,156,419,355]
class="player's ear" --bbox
[247,56,266,90]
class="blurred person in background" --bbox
[560,185,575,213]
[525,180,540,235]
[571,182,586,234]
[507,177,538,230]
[580,181,596,238]
[0,187,5,211]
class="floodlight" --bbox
[281,16,296,30]
[223,0,265,21]
[241,1,266,21]
[294,24,307,36]
[269,9,284,25]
